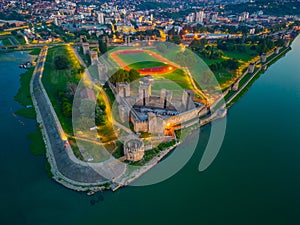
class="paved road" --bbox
[32,47,109,184]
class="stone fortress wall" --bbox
[114,75,207,136]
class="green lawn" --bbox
[151,46,181,62]
[116,52,161,66]
[203,58,225,66]
[129,61,166,69]
[110,49,196,94]
[42,45,84,135]
[223,47,258,62]
[214,70,236,89]
[149,69,194,97]
[29,48,41,56]
[76,140,111,162]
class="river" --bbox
[0,36,300,225]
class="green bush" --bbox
[54,55,69,70]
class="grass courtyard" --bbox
[109,48,196,97]
[42,45,119,162]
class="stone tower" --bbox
[98,63,108,83]
[148,112,164,135]
[80,35,87,43]
[90,51,98,65]
[103,36,110,46]
[125,36,131,46]
[260,53,267,63]
[117,83,131,98]
[123,138,145,161]
[248,63,255,74]
[138,83,151,106]
[182,90,195,111]
[160,89,173,109]
[284,39,290,48]
[82,42,90,55]
[118,105,130,123]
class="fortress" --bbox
[123,138,145,161]
[113,75,207,137]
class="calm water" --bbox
[1,36,300,225]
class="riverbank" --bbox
[224,43,293,107]
[111,37,297,192]
[2,34,300,225]
[13,49,47,158]
[12,35,298,194]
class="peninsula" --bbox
[3,0,299,193]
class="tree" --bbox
[62,101,72,118]
[209,63,220,72]
[110,69,127,84]
[170,35,182,45]
[129,69,140,81]
[237,44,247,52]
[275,39,285,47]
[95,105,105,126]
[11,30,17,36]
[168,27,175,36]
[109,69,140,84]
[189,39,207,50]
[153,29,161,37]
[54,55,69,70]
[98,39,108,54]
[66,82,77,98]
[221,59,239,70]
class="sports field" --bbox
[110,49,179,75]
[109,49,194,92]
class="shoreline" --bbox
[13,36,297,194]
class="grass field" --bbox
[29,48,41,56]
[117,52,161,65]
[42,45,84,135]
[129,61,166,69]
[223,48,258,62]
[77,140,111,162]
[110,48,194,94]
[152,69,193,92]
[203,58,224,66]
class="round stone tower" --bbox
[123,138,145,161]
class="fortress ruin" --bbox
[113,76,206,137]
[123,138,145,161]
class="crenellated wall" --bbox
[164,106,207,126]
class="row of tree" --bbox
[109,69,140,85]
[57,83,76,118]
[209,59,239,73]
